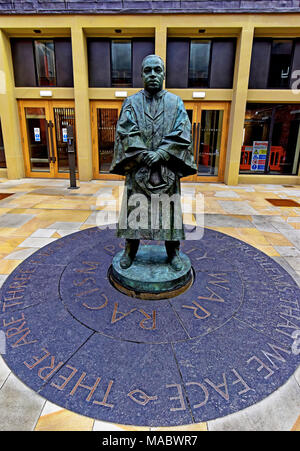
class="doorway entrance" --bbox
[90,100,230,182]
[18,100,77,178]
[184,102,230,182]
[91,100,124,180]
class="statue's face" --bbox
[142,56,165,93]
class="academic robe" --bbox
[110,89,197,241]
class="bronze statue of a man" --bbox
[110,54,197,271]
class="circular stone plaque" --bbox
[0,226,299,427]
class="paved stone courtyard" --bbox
[0,178,299,431]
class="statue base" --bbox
[109,244,193,300]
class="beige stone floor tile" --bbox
[289,223,300,229]
[51,232,62,238]
[0,208,15,215]
[0,228,19,237]
[0,237,26,254]
[250,244,281,257]
[291,415,300,431]
[261,231,294,246]
[113,424,152,431]
[211,227,270,247]
[0,259,22,274]
[37,210,90,223]
[12,219,55,237]
[8,208,39,215]
[183,214,197,225]
[34,409,94,431]
[151,422,207,431]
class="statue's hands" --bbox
[142,151,161,166]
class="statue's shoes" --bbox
[170,254,183,272]
[120,253,133,269]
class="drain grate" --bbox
[266,198,300,207]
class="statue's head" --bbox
[141,54,165,94]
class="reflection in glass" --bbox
[34,40,56,86]
[196,110,223,176]
[54,108,77,173]
[97,108,119,173]
[25,107,50,172]
[189,40,211,88]
[268,40,293,89]
[111,40,132,87]
[240,103,300,175]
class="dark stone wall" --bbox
[0,1,300,14]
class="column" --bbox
[71,26,93,181]
[0,29,24,179]
[224,26,254,185]
[155,24,167,88]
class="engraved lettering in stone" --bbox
[207,273,229,291]
[51,365,78,390]
[104,245,115,255]
[23,347,50,369]
[127,389,158,406]
[260,343,291,370]
[75,261,100,274]
[182,301,211,319]
[73,277,97,287]
[2,314,37,348]
[138,310,156,330]
[231,368,254,395]
[37,357,64,381]
[196,251,214,261]
[279,302,300,321]
[111,303,137,324]
[166,383,186,412]
[276,315,300,335]
[204,373,229,401]
[11,328,37,348]
[76,288,100,297]
[186,382,209,409]
[5,320,27,338]
[2,313,25,328]
[83,293,109,310]
[197,287,225,303]
[92,380,114,408]
[69,372,102,401]
[246,356,274,379]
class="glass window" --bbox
[240,103,300,175]
[34,40,56,86]
[0,121,6,168]
[268,40,293,88]
[188,40,211,88]
[111,40,132,87]
[97,108,119,174]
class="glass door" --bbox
[91,101,124,180]
[183,101,230,182]
[18,100,77,178]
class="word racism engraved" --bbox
[0,227,299,426]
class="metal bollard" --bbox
[67,125,79,190]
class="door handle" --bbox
[47,120,56,163]
[44,120,52,164]
[195,122,201,165]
